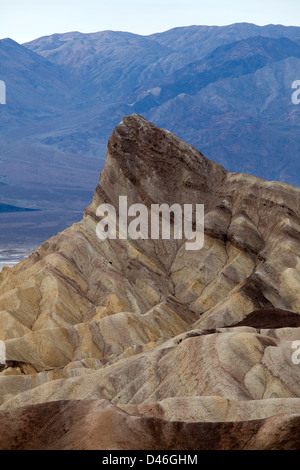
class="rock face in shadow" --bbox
[0,114,299,450]
[232,308,300,328]
[0,399,299,451]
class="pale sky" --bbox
[1,0,300,44]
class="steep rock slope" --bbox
[0,115,299,449]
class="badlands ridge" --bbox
[0,115,299,449]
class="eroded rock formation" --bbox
[0,115,299,450]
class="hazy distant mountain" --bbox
[21,23,300,185]
[1,23,300,245]
[0,38,106,246]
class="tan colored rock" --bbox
[0,115,300,449]
[0,328,299,412]
[0,399,299,450]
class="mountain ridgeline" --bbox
[1,23,300,245]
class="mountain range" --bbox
[1,23,300,248]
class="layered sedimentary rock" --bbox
[0,114,299,449]
[0,399,299,451]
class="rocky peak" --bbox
[0,115,299,449]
